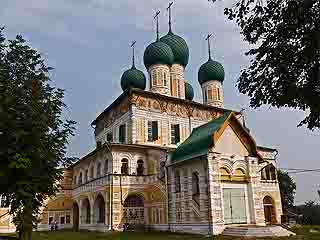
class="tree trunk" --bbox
[19,204,33,240]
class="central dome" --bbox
[198,59,225,85]
[160,31,189,67]
[143,41,174,69]
[121,66,146,91]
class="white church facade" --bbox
[0,6,283,236]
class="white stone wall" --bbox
[132,105,207,147]
[201,80,224,107]
[148,64,171,96]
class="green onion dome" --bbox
[198,59,225,85]
[121,66,146,91]
[160,31,189,67]
[185,81,194,101]
[143,41,174,69]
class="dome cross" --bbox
[154,10,161,41]
[166,2,174,33]
[130,40,136,68]
[205,33,213,60]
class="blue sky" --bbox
[1,0,319,204]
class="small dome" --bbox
[160,31,189,67]
[143,41,174,69]
[121,66,146,91]
[198,59,225,85]
[185,82,194,101]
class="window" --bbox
[177,80,180,97]
[121,158,129,175]
[204,89,208,102]
[148,121,158,142]
[217,88,220,100]
[78,172,83,185]
[97,162,101,177]
[49,217,53,225]
[0,195,9,208]
[157,71,161,85]
[60,216,65,224]
[119,124,126,143]
[208,88,213,100]
[84,169,88,183]
[175,170,181,193]
[104,160,108,174]
[263,164,277,181]
[192,172,200,206]
[171,124,180,144]
[106,132,113,142]
[152,71,157,86]
[90,166,94,179]
[164,72,167,86]
[137,160,144,176]
[66,215,71,224]
[73,176,77,185]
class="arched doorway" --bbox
[263,196,276,225]
[94,194,105,224]
[123,195,144,225]
[81,198,91,224]
[72,202,79,231]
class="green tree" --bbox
[211,0,320,130]
[277,170,296,210]
[0,28,75,240]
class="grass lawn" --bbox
[1,226,320,240]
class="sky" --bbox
[1,0,319,204]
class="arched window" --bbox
[152,71,157,86]
[104,160,108,174]
[208,88,213,100]
[97,162,101,177]
[137,160,144,176]
[175,170,181,193]
[90,166,94,179]
[84,169,88,183]
[263,164,277,181]
[0,195,9,208]
[192,172,200,206]
[220,168,231,181]
[78,172,83,185]
[121,158,129,175]
[157,71,161,85]
[163,72,167,86]
[217,88,221,100]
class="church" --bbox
[0,5,283,236]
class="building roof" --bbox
[170,111,263,162]
[120,66,146,91]
[170,111,231,162]
[143,41,174,69]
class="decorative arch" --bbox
[72,202,79,231]
[93,193,105,224]
[263,196,277,225]
[220,167,231,181]
[81,198,91,224]
[123,194,145,225]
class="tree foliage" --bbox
[277,170,296,210]
[0,28,75,240]
[211,0,320,130]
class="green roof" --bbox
[198,58,225,84]
[160,31,189,67]
[143,41,174,69]
[121,66,146,91]
[185,81,194,101]
[170,111,232,162]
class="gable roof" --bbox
[169,111,262,163]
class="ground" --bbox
[1,226,320,240]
